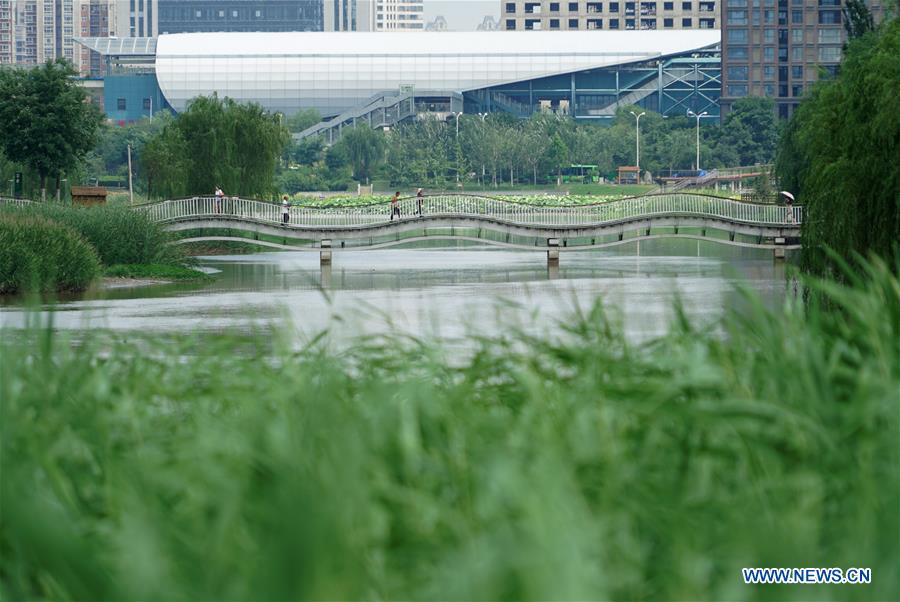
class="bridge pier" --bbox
[547,238,560,268]
[320,239,332,267]
[773,237,786,261]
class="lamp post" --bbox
[629,110,645,181]
[453,112,463,182]
[687,110,708,172]
[477,113,488,185]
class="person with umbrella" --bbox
[780,191,795,223]
[416,188,425,217]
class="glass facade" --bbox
[158,0,322,34]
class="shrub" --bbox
[0,203,180,266]
[0,213,101,293]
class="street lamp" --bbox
[452,111,463,137]
[477,112,488,122]
[629,110,646,180]
[452,112,464,183]
[687,110,708,172]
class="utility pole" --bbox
[687,110,708,171]
[630,110,645,181]
[127,143,134,205]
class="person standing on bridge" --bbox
[416,188,424,217]
[214,186,224,213]
[390,191,401,221]
[282,196,291,225]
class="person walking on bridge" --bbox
[390,191,401,221]
[281,196,291,225]
[416,188,424,217]
[214,186,224,213]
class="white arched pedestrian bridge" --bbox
[144,193,801,259]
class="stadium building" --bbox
[76,30,721,135]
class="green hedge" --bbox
[0,213,101,293]
[1,204,180,266]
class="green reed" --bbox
[0,212,101,293]
[1,257,898,601]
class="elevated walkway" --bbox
[295,91,464,144]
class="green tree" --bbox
[141,124,189,199]
[547,134,569,185]
[333,125,385,183]
[717,97,780,166]
[0,59,104,199]
[142,95,289,198]
[843,0,875,40]
[776,19,899,275]
[286,108,322,133]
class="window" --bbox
[550,2,561,10]
[779,104,789,118]
[117,97,126,110]
[764,28,775,42]
[729,28,748,42]
[727,0,747,5]
[764,9,775,23]
[609,17,620,27]
[818,9,840,23]
[818,28,840,43]
[764,46,775,60]
[727,84,749,96]
[792,46,803,60]
[765,83,776,96]
[569,2,579,10]
[505,2,515,12]
[231,10,237,17]
[218,10,224,18]
[610,2,620,10]
[682,1,692,8]
[587,17,603,27]
[728,9,748,24]
[195,10,201,18]
[778,66,789,81]
[764,66,776,78]
[727,65,749,80]
[663,17,673,25]
[255,10,261,17]
[779,83,788,97]
[792,84,804,96]
[664,1,673,8]
[569,18,579,26]
[791,9,802,22]
[791,28,803,42]
[791,65,803,78]
[550,17,560,27]
[682,17,692,25]
[142,98,151,110]
[728,45,749,59]
[505,18,516,28]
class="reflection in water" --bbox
[0,240,789,345]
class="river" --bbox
[0,240,789,346]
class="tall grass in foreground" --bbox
[1,259,898,601]
[0,203,180,266]
[0,213,101,293]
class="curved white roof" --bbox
[155,31,720,117]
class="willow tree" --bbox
[141,95,290,199]
[776,19,899,275]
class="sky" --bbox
[424,1,500,30]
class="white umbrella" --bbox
[780,191,795,203]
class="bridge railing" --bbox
[137,193,803,228]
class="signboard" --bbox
[399,84,415,95]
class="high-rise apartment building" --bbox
[324,0,372,31]
[501,0,718,30]
[372,0,424,31]
[0,0,13,63]
[158,0,322,34]
[720,0,883,118]
[2,0,122,68]
[115,0,157,37]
